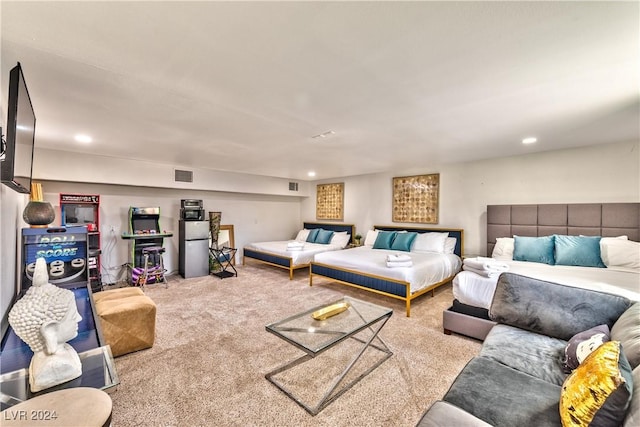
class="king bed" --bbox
[444,203,640,340]
[242,222,355,279]
[310,226,464,317]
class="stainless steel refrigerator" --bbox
[179,220,210,278]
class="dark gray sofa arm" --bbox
[489,273,631,341]
[416,401,492,427]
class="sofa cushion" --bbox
[562,324,610,373]
[624,366,640,427]
[417,401,492,427]
[480,324,568,386]
[611,302,640,370]
[489,273,632,341]
[560,341,633,427]
[443,357,562,427]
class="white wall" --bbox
[301,141,640,256]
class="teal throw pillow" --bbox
[315,229,335,244]
[513,235,555,265]
[306,228,320,243]
[373,231,397,250]
[555,235,605,268]
[390,232,417,252]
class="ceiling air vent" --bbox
[175,169,193,183]
[289,182,299,191]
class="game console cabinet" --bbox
[59,193,102,292]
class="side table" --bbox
[210,246,238,279]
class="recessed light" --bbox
[308,171,316,177]
[522,137,537,144]
[75,134,92,143]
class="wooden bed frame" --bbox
[242,222,355,279]
[443,202,640,340]
[310,225,464,317]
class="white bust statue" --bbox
[8,258,83,392]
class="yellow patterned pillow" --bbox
[560,341,633,427]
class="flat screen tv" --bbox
[1,62,36,194]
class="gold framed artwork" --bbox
[392,173,440,224]
[316,182,344,220]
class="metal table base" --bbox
[265,314,392,415]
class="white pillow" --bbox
[600,238,639,270]
[492,237,515,260]
[295,229,310,242]
[412,232,449,253]
[444,237,457,254]
[364,229,379,246]
[330,231,351,248]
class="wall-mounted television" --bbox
[1,62,36,194]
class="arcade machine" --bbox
[20,226,89,292]
[121,207,173,285]
[59,193,102,292]
[1,227,107,383]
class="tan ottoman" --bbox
[0,387,112,426]
[94,287,156,357]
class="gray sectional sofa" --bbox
[418,273,640,427]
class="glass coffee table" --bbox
[265,296,393,415]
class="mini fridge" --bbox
[179,220,210,278]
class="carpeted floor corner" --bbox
[109,263,481,426]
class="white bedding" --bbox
[313,246,462,294]
[453,260,640,309]
[244,240,344,266]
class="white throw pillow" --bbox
[412,232,449,253]
[295,229,310,242]
[444,237,457,254]
[492,237,515,260]
[364,229,379,246]
[600,238,640,270]
[330,232,351,248]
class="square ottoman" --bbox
[94,287,156,357]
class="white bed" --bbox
[453,262,640,310]
[242,223,355,279]
[315,246,462,294]
[245,240,345,267]
[310,226,464,316]
[444,202,640,340]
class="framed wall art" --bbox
[392,173,439,224]
[316,182,344,220]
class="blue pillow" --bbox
[315,229,335,244]
[390,232,417,252]
[306,228,320,243]
[513,235,555,265]
[555,235,605,268]
[373,231,397,250]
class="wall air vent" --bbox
[289,182,299,191]
[175,169,193,183]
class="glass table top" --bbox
[265,296,393,355]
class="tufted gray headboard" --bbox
[487,203,640,255]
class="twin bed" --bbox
[444,203,640,340]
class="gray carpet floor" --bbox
[109,263,481,426]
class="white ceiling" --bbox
[1,1,638,181]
